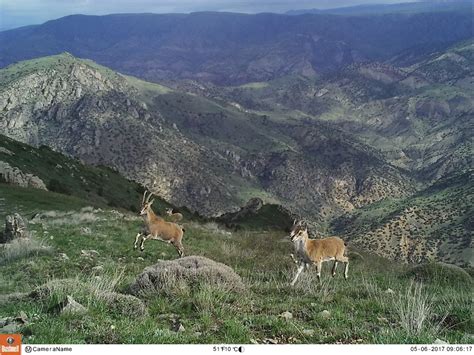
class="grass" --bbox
[0,187,472,344]
[0,238,53,266]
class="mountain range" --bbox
[0,53,414,222]
[286,1,473,16]
[0,11,472,84]
[0,9,472,266]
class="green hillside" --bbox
[0,184,472,344]
[0,134,174,214]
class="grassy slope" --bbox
[0,134,177,215]
[0,186,472,344]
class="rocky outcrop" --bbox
[129,256,245,297]
[219,197,264,222]
[0,161,47,190]
[59,295,88,315]
[1,213,30,243]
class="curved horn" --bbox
[142,190,148,205]
[145,190,153,203]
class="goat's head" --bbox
[290,219,308,242]
[140,190,155,216]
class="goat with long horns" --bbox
[133,187,185,257]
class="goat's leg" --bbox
[291,263,305,286]
[173,240,185,258]
[290,253,298,265]
[316,261,322,282]
[133,233,142,250]
[332,260,338,277]
[139,234,151,252]
[337,255,349,279]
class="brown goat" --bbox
[289,220,348,285]
[133,190,185,257]
[165,208,183,222]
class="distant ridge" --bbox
[0,10,472,84]
[286,1,473,16]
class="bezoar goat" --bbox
[165,208,183,222]
[289,220,349,286]
[133,189,185,257]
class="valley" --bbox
[0,6,472,284]
[0,4,473,345]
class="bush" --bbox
[32,272,147,318]
[0,238,52,265]
[405,262,472,286]
[47,179,71,195]
[395,282,435,335]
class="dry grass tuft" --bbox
[0,238,53,265]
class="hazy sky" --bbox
[0,0,429,30]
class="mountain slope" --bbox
[203,41,473,182]
[0,11,472,84]
[287,1,473,16]
[331,170,473,267]
[0,53,414,221]
[0,134,176,214]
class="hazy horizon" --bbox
[0,0,440,31]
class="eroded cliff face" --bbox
[0,54,414,220]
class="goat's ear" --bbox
[293,219,297,225]
[150,199,155,205]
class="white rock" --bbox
[60,295,87,315]
[279,311,293,320]
[318,310,331,319]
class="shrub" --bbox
[47,179,71,195]
[0,238,53,265]
[394,281,441,335]
[405,262,472,286]
[32,270,147,318]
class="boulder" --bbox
[318,310,331,319]
[279,311,293,320]
[0,161,47,190]
[1,213,30,243]
[60,295,88,315]
[101,292,148,318]
[129,256,245,297]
